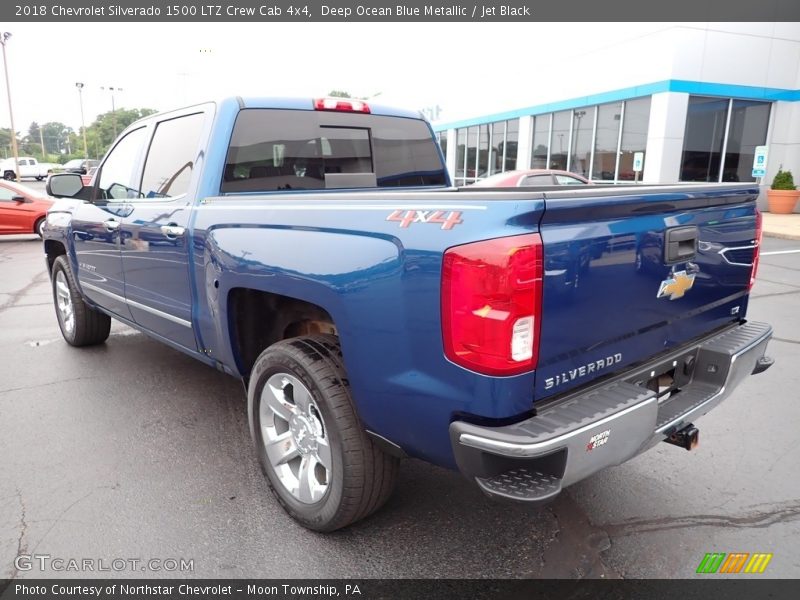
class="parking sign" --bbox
[633,152,644,172]
[752,146,768,178]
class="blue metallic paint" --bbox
[42,98,761,471]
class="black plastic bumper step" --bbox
[476,468,562,502]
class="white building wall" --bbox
[516,116,533,171]
[643,92,689,183]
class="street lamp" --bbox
[75,82,88,160]
[1,32,20,182]
[100,85,122,138]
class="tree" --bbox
[0,128,18,159]
[89,108,156,152]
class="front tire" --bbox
[34,217,45,238]
[3,170,15,181]
[51,256,111,346]
[249,335,399,532]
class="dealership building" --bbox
[431,24,800,210]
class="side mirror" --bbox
[47,173,84,198]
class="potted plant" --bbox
[767,169,800,214]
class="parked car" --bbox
[62,159,99,175]
[0,156,55,181]
[471,169,590,187]
[0,180,53,237]
[80,167,98,186]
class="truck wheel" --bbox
[3,170,15,181]
[51,256,111,346]
[249,335,399,531]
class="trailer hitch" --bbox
[664,423,699,451]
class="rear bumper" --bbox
[449,321,773,504]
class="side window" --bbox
[19,159,28,166]
[555,175,586,185]
[0,188,15,201]
[522,174,554,185]
[98,127,148,200]
[140,112,205,199]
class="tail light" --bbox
[441,233,543,376]
[314,97,370,113]
[749,208,763,290]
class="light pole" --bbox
[1,32,20,182]
[76,82,88,161]
[101,85,122,138]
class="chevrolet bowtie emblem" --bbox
[657,270,696,300]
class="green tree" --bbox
[0,127,20,159]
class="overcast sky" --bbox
[0,22,673,135]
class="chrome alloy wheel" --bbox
[260,372,331,504]
[55,270,75,336]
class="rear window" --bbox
[221,109,447,193]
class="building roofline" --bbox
[432,79,800,131]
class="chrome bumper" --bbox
[449,321,773,503]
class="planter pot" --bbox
[767,189,800,214]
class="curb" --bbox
[763,230,800,242]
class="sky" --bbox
[0,22,674,136]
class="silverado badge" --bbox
[657,270,696,300]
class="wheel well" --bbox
[228,288,337,377]
[44,240,67,272]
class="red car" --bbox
[470,169,591,187]
[0,180,54,238]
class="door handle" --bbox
[103,219,120,231]
[665,226,698,263]
[160,224,185,238]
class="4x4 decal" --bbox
[386,209,463,230]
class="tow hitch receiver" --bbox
[664,424,699,451]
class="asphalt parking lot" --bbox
[1,191,799,579]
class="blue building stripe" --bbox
[433,79,800,131]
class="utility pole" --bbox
[76,82,88,160]
[1,32,20,182]
[101,85,122,138]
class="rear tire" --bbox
[249,335,399,531]
[51,256,111,346]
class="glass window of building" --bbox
[569,108,594,178]
[455,128,467,182]
[503,119,519,172]
[489,121,504,175]
[722,100,770,183]
[550,111,571,170]
[531,115,550,169]
[437,131,447,159]
[680,96,729,182]
[619,97,651,181]
[466,126,479,183]
[592,102,622,181]
[478,124,490,178]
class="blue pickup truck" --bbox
[43,97,774,531]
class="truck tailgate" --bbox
[535,184,759,401]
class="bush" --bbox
[771,169,796,190]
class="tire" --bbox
[34,217,45,238]
[4,170,15,181]
[36,176,43,181]
[248,335,399,532]
[51,256,111,346]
